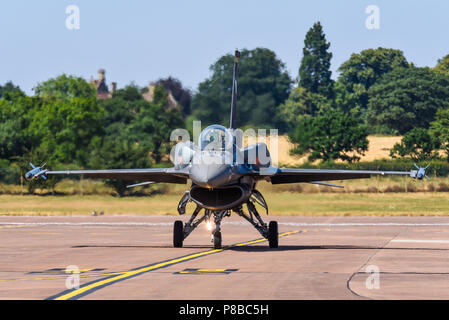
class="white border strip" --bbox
[1,221,449,227]
[392,239,449,243]
[278,222,449,227]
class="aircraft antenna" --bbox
[230,49,240,129]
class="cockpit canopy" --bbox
[198,125,233,151]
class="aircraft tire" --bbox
[173,220,184,248]
[268,221,278,248]
[213,231,222,249]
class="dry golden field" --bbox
[245,135,402,166]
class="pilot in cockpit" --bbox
[198,125,232,151]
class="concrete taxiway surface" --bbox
[1,215,449,299]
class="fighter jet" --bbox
[25,49,429,249]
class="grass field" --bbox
[1,135,446,217]
[0,192,446,216]
[1,178,448,216]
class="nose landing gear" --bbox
[208,210,229,249]
[213,230,222,249]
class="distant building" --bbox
[90,69,181,112]
[90,69,116,99]
[142,82,179,110]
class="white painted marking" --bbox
[392,239,449,244]
[1,221,449,227]
[0,222,173,227]
[278,222,449,227]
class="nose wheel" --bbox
[213,231,222,249]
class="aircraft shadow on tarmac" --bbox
[72,245,218,249]
[71,244,449,251]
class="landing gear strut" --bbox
[233,198,278,248]
[174,189,278,248]
[209,210,229,249]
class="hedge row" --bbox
[287,158,449,177]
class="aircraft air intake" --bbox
[189,184,251,211]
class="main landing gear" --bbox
[173,190,279,249]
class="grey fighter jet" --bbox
[25,50,429,249]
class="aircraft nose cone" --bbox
[191,163,232,188]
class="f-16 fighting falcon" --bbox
[25,49,429,249]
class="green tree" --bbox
[87,84,184,194]
[99,84,145,139]
[0,81,24,99]
[390,128,440,161]
[111,83,143,101]
[429,108,449,160]
[128,85,184,163]
[34,74,97,100]
[278,87,332,130]
[434,54,449,76]
[298,22,333,98]
[337,48,409,117]
[333,81,361,115]
[155,77,191,117]
[289,110,368,162]
[98,84,184,164]
[367,67,449,134]
[30,74,105,166]
[191,48,292,129]
[0,95,37,161]
[88,137,153,196]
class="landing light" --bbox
[206,221,213,231]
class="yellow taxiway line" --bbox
[50,230,299,300]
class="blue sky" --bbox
[1,0,448,94]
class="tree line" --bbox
[190,22,449,163]
[0,76,184,193]
[1,21,449,193]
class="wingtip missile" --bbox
[24,162,48,181]
[411,163,430,180]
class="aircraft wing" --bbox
[267,167,425,185]
[25,167,188,184]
